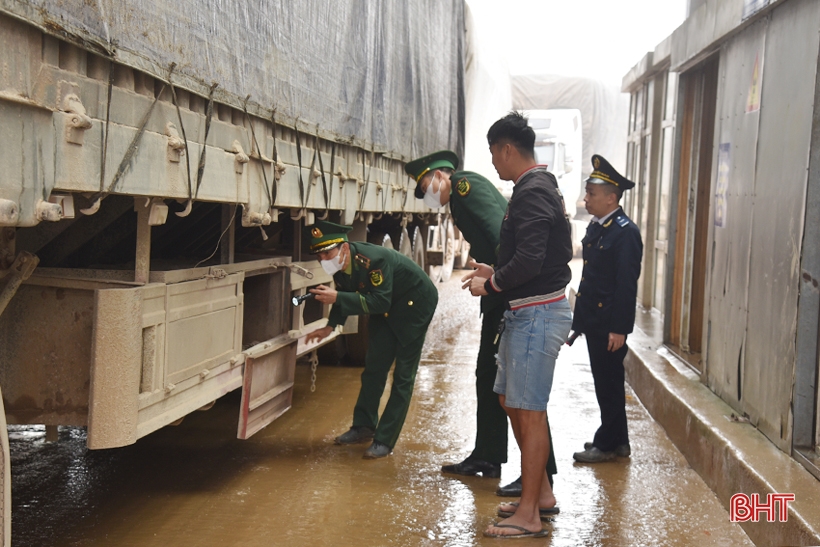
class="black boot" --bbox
[441,456,501,478]
[496,476,522,497]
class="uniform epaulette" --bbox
[615,216,629,228]
[355,253,371,269]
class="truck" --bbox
[0,1,471,542]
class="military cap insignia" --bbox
[456,178,471,197]
[369,269,384,286]
[311,227,323,238]
[355,253,371,269]
[593,157,600,169]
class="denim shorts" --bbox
[493,298,572,411]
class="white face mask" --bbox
[423,173,444,209]
[320,248,345,275]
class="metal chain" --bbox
[309,350,318,393]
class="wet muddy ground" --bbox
[9,263,753,546]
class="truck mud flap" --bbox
[237,334,297,440]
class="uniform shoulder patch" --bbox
[615,215,629,228]
[355,253,371,269]
[456,177,471,197]
[369,269,384,287]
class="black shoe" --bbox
[584,441,631,457]
[363,440,392,459]
[573,446,616,463]
[441,457,501,478]
[334,426,375,445]
[496,476,522,497]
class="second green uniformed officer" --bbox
[305,220,438,459]
[406,150,558,496]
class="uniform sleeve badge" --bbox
[355,253,371,269]
[456,178,471,197]
[369,269,384,286]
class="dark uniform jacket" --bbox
[327,242,438,347]
[448,171,507,265]
[448,171,507,311]
[572,207,643,336]
[486,166,572,303]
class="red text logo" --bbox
[730,493,794,522]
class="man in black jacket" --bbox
[570,155,643,463]
[464,112,572,539]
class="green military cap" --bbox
[585,154,635,190]
[307,220,353,254]
[405,150,460,199]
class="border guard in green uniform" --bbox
[407,151,558,496]
[305,221,438,459]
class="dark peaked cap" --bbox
[585,154,635,190]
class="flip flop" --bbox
[497,501,560,520]
[483,524,550,539]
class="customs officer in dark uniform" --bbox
[570,155,643,463]
[406,150,558,495]
[305,221,438,459]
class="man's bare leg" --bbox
[485,397,554,536]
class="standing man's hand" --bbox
[306,325,334,344]
[608,333,625,352]
[310,284,337,304]
[461,261,493,296]
[463,260,494,280]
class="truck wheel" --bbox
[438,217,456,282]
[454,231,471,270]
[425,223,442,283]
[412,226,426,271]
[398,226,413,258]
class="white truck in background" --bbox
[520,109,585,254]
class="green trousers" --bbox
[352,315,428,449]
[472,302,558,478]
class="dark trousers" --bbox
[472,303,557,478]
[586,332,630,451]
[352,316,429,449]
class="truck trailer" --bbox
[0,1,471,543]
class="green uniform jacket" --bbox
[449,171,507,265]
[449,170,507,311]
[327,242,438,347]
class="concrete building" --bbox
[621,0,820,544]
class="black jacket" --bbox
[485,167,572,303]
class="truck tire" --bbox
[454,231,471,270]
[438,217,456,282]
[412,226,426,271]
[398,226,413,258]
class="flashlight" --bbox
[292,292,316,306]
[566,331,581,346]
